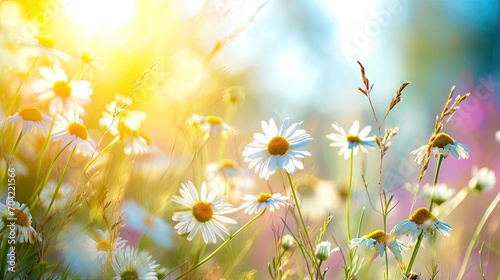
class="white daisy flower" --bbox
[411,132,469,164]
[239,192,289,214]
[40,181,71,210]
[6,106,51,136]
[391,207,451,244]
[32,64,92,115]
[51,114,96,157]
[85,229,127,264]
[326,120,376,160]
[99,94,146,136]
[187,114,236,136]
[112,247,159,280]
[172,181,237,244]
[468,166,496,193]
[221,86,245,106]
[243,117,313,179]
[350,230,407,264]
[0,201,42,243]
[420,183,455,206]
[315,241,339,261]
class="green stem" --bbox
[405,232,424,274]
[44,148,75,216]
[457,191,500,280]
[429,154,444,211]
[172,209,266,280]
[28,141,72,209]
[385,246,389,280]
[346,149,354,241]
[406,154,444,275]
[286,171,318,276]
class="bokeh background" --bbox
[0,0,499,279]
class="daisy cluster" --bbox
[0,3,498,280]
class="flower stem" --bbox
[172,209,266,280]
[286,171,319,277]
[429,154,444,211]
[44,148,75,216]
[405,232,424,275]
[346,149,354,241]
[406,154,444,275]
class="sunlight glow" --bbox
[63,0,136,36]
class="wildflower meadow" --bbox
[0,1,499,279]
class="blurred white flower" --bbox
[205,159,254,195]
[469,166,496,192]
[188,114,236,136]
[99,94,146,136]
[420,183,455,206]
[296,176,342,221]
[121,200,173,249]
[32,35,71,64]
[40,181,71,210]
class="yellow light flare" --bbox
[63,0,136,36]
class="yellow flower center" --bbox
[220,159,238,169]
[53,80,72,98]
[68,122,89,140]
[18,106,43,121]
[206,115,223,125]
[79,48,95,63]
[432,133,455,148]
[121,270,139,280]
[38,35,55,48]
[14,209,29,227]
[346,133,361,143]
[257,193,273,203]
[408,207,436,225]
[365,229,387,244]
[192,201,213,223]
[96,240,112,252]
[267,136,290,156]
